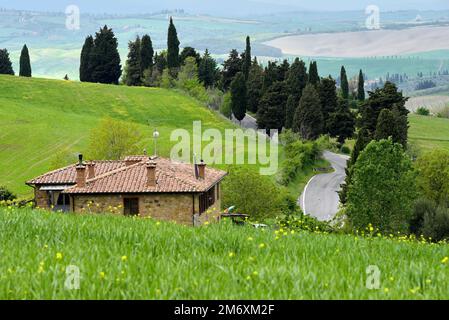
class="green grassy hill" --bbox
[0,75,239,196]
[409,114,449,151]
[1,207,448,299]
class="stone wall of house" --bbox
[72,193,197,225]
[71,186,222,226]
[35,188,49,209]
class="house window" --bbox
[199,186,216,214]
[124,198,139,216]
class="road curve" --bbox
[299,151,349,221]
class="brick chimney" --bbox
[146,161,157,187]
[198,160,206,180]
[76,164,87,187]
[87,162,96,179]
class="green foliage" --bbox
[0,49,14,75]
[19,44,32,77]
[416,150,449,205]
[318,76,338,133]
[198,49,218,88]
[328,97,355,145]
[284,95,297,130]
[124,37,142,86]
[374,107,408,147]
[257,81,289,132]
[416,107,430,116]
[242,36,251,80]
[0,186,16,201]
[410,199,449,242]
[167,17,180,70]
[221,49,242,91]
[278,131,319,186]
[87,117,143,160]
[346,139,417,234]
[79,36,94,82]
[230,72,247,122]
[90,26,122,84]
[357,69,365,101]
[246,58,264,113]
[220,92,232,119]
[222,166,285,220]
[276,214,334,234]
[340,66,349,100]
[160,69,176,89]
[140,34,154,75]
[179,47,201,66]
[308,61,319,85]
[286,58,307,99]
[293,83,323,140]
[175,57,209,102]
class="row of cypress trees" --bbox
[0,45,32,77]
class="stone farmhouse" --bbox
[27,155,227,226]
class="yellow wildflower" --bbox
[259,243,266,249]
[228,252,235,258]
[99,272,106,279]
[441,256,449,264]
[55,252,63,260]
[121,255,128,262]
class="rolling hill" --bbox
[0,75,242,196]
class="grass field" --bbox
[0,75,248,196]
[408,114,449,151]
[1,207,449,299]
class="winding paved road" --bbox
[299,151,349,221]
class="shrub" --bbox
[415,107,430,116]
[0,186,16,201]
[346,139,417,234]
[276,213,333,233]
[220,92,232,119]
[278,130,319,186]
[222,166,288,220]
[410,199,449,242]
[415,149,449,206]
[340,145,351,154]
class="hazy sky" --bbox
[0,0,448,15]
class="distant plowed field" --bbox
[406,95,449,113]
[265,26,449,57]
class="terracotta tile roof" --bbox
[28,156,227,194]
[27,161,126,185]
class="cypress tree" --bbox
[328,97,355,145]
[0,49,14,75]
[358,69,365,101]
[284,95,297,130]
[375,107,408,148]
[286,58,308,99]
[242,36,251,80]
[80,35,94,82]
[167,17,180,71]
[293,84,323,140]
[246,57,264,113]
[318,76,338,133]
[19,44,32,77]
[125,37,142,86]
[308,61,320,85]
[257,81,289,133]
[221,49,242,91]
[340,66,349,99]
[230,72,247,122]
[140,34,154,75]
[90,26,122,84]
[198,49,218,88]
